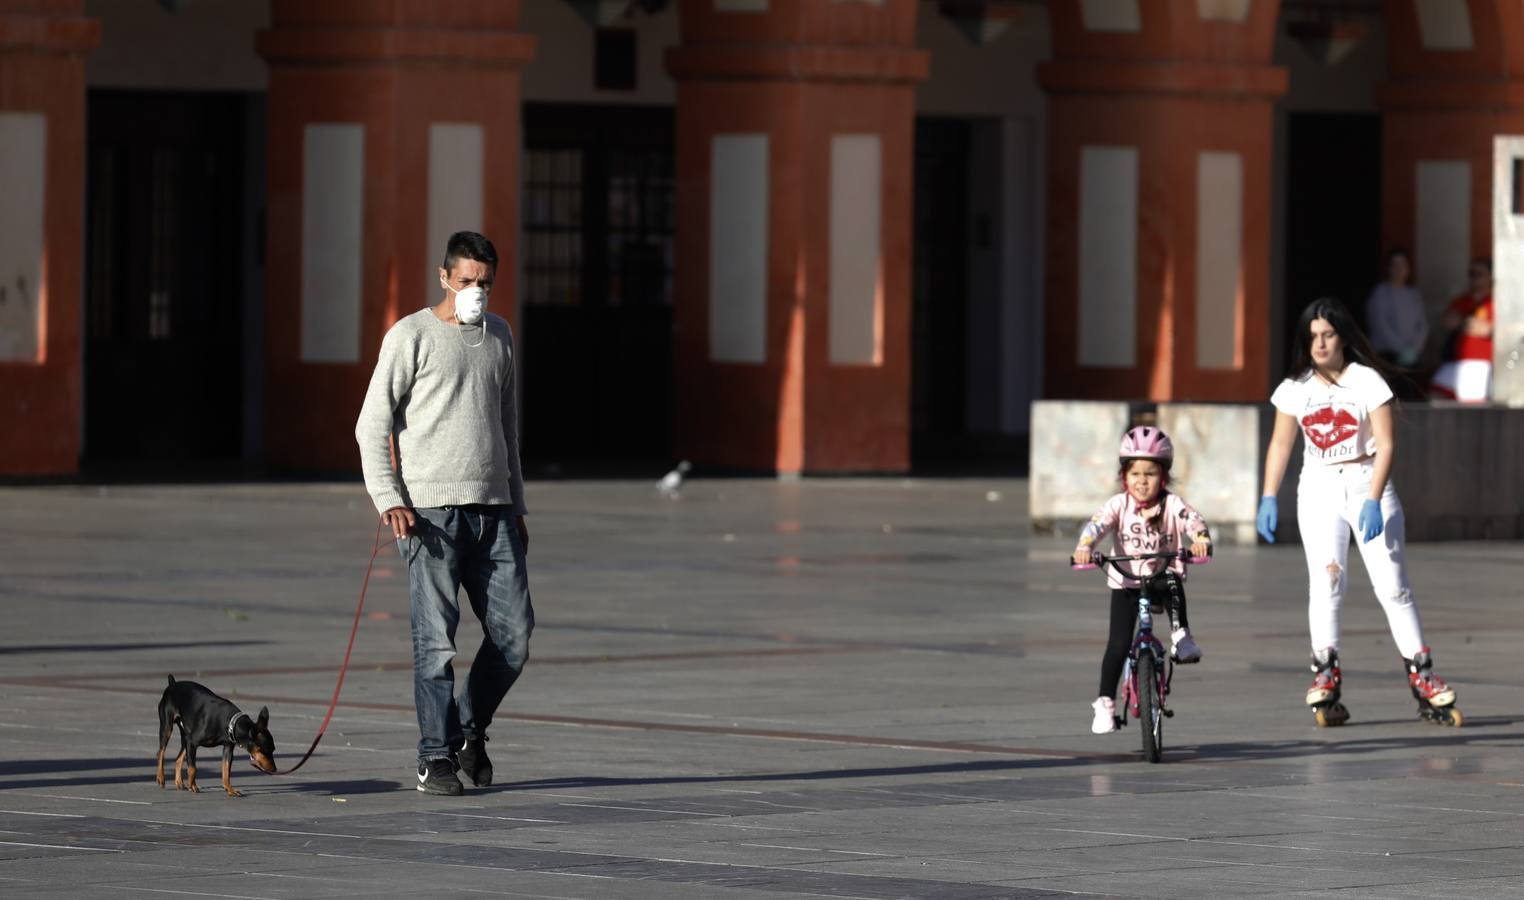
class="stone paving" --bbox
[2,477,1523,899]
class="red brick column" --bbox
[256,2,534,471]
[0,1,98,476]
[1038,0,1285,401]
[666,1,927,473]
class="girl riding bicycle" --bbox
[1074,427,1213,734]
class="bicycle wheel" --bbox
[1137,652,1162,763]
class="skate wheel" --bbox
[1445,707,1463,727]
[1313,705,1349,727]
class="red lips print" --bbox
[1301,406,1358,451]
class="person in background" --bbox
[1365,248,1429,370]
[1430,258,1494,403]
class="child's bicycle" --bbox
[1069,549,1209,763]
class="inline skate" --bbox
[1405,648,1462,726]
[1307,647,1349,727]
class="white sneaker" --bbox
[1171,628,1202,663]
[1091,696,1117,734]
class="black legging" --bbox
[1098,575,1190,699]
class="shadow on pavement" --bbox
[1176,717,1524,762]
[0,756,401,797]
[495,756,1136,793]
[0,639,270,655]
[482,716,1524,793]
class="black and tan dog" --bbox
[155,675,277,796]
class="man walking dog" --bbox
[356,231,533,796]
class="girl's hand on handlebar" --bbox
[1072,548,1092,567]
[1190,539,1211,561]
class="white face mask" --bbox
[440,279,488,325]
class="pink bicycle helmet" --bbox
[1119,426,1174,465]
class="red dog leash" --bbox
[277,519,387,775]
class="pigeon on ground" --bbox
[656,460,692,498]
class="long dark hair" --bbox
[1286,296,1400,385]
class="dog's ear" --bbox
[256,707,269,729]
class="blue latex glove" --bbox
[1358,498,1384,543]
[1256,496,1278,544]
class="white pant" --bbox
[1296,459,1426,659]
[1430,359,1492,402]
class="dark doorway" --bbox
[519,104,674,473]
[911,117,972,467]
[84,91,247,467]
[1282,113,1382,375]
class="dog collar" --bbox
[228,711,251,744]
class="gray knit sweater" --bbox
[355,308,526,516]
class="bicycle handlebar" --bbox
[1069,548,1211,570]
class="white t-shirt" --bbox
[1270,362,1394,466]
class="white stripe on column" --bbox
[1079,145,1138,368]
[1080,0,1142,33]
[1414,0,1473,50]
[829,134,882,366]
[1196,151,1243,370]
[1195,0,1251,23]
[1492,136,1524,406]
[0,112,46,363]
[301,123,365,363]
[1416,160,1471,322]
[427,123,484,304]
[709,133,769,364]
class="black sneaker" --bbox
[457,737,493,787]
[416,758,463,796]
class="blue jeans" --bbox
[400,505,533,763]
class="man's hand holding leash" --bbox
[382,506,416,540]
[382,506,528,555]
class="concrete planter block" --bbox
[1158,403,1262,545]
[1032,399,1524,542]
[1389,404,1524,540]
[1028,400,1129,534]
[1031,400,1282,544]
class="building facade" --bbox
[1,0,1519,478]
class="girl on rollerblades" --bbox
[1257,297,1461,727]
[1074,427,1213,734]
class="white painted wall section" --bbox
[1078,145,1138,368]
[1413,0,1473,50]
[1492,136,1524,407]
[0,112,46,363]
[300,123,365,364]
[709,134,769,364]
[1196,151,1243,370]
[829,134,882,366]
[1416,160,1471,319]
[1196,0,1251,22]
[1080,0,1141,33]
[426,123,485,304]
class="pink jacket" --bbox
[1076,492,1212,589]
